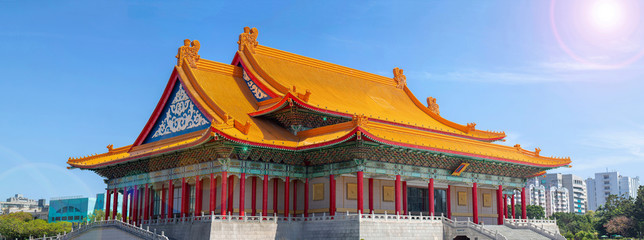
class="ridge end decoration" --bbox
[106,144,114,152]
[238,26,259,54]
[465,123,476,133]
[176,39,201,68]
[290,86,312,102]
[426,97,440,115]
[234,120,252,135]
[535,147,541,156]
[393,67,407,89]
[352,114,369,127]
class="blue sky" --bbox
[1,0,643,201]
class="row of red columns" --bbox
[108,173,528,224]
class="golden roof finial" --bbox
[466,123,476,133]
[106,144,114,152]
[393,67,407,89]
[176,39,201,68]
[238,26,259,53]
[535,147,541,156]
[426,97,440,115]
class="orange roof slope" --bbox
[238,43,505,141]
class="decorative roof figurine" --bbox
[393,67,407,89]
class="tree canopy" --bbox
[0,212,71,240]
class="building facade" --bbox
[65,27,571,238]
[586,172,641,211]
[543,173,586,214]
[48,194,107,223]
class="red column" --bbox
[357,171,364,214]
[160,185,165,219]
[292,180,298,216]
[149,189,155,219]
[228,176,234,214]
[284,176,290,217]
[239,173,246,216]
[395,175,401,215]
[429,178,435,216]
[262,175,268,216]
[330,175,335,216]
[129,192,134,223]
[273,178,278,215]
[144,184,149,221]
[472,182,479,224]
[304,178,309,217]
[402,181,408,215]
[167,181,174,219]
[195,175,202,216]
[252,177,257,216]
[504,194,508,218]
[132,187,138,224]
[122,187,128,222]
[181,178,187,217]
[221,172,228,216]
[497,185,503,225]
[209,174,216,215]
[511,194,515,219]
[369,178,374,214]
[112,189,118,220]
[105,189,111,220]
[521,187,527,219]
[447,185,452,219]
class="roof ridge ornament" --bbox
[393,67,407,89]
[176,39,201,68]
[352,114,369,127]
[426,97,440,115]
[238,26,259,54]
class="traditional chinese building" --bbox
[66,27,570,239]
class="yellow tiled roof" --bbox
[68,32,570,169]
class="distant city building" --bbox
[526,177,569,217]
[562,174,587,214]
[586,171,640,211]
[546,186,569,217]
[541,174,587,214]
[48,193,108,223]
[0,194,48,217]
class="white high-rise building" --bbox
[546,186,569,217]
[586,172,640,211]
[526,177,569,217]
[543,173,587,214]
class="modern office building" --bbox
[586,172,640,211]
[543,173,587,214]
[562,174,587,214]
[48,194,108,223]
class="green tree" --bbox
[632,186,644,238]
[595,194,636,237]
[525,205,545,219]
[88,209,105,222]
[0,212,71,239]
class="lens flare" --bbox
[589,0,625,31]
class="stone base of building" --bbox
[140,215,561,240]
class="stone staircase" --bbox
[482,225,550,240]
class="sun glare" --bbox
[589,0,625,31]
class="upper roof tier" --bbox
[67,27,570,172]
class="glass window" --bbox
[189,185,196,215]
[173,187,181,215]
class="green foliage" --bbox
[525,205,545,219]
[551,212,599,237]
[0,212,71,240]
[595,194,636,237]
[88,209,105,222]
